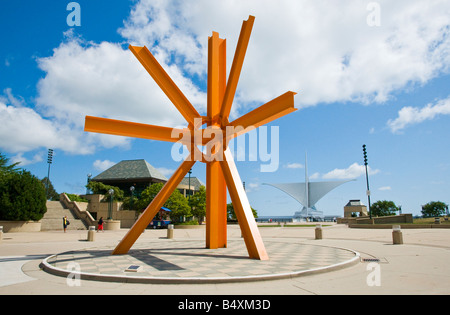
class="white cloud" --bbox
[10,152,43,166]
[285,162,304,169]
[21,31,205,155]
[245,182,259,193]
[387,96,450,133]
[378,186,392,191]
[0,98,70,153]
[118,0,450,114]
[36,36,204,129]
[155,167,175,177]
[93,159,116,172]
[322,162,380,180]
[0,90,129,155]
[3,0,450,157]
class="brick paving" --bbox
[42,238,359,283]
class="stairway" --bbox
[41,201,87,231]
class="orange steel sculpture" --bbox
[84,16,296,260]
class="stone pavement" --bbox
[0,224,450,295]
[40,239,359,284]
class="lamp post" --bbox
[86,173,92,194]
[46,149,54,200]
[108,188,114,220]
[130,186,135,210]
[362,145,372,219]
[188,169,192,200]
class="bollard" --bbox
[167,224,174,239]
[0,226,3,244]
[392,225,403,245]
[87,226,96,242]
[315,224,323,240]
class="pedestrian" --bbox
[98,217,104,232]
[63,216,70,233]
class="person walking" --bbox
[63,216,70,233]
[97,217,104,232]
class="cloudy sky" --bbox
[1,0,449,217]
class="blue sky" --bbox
[1,0,450,217]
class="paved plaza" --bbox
[0,224,449,295]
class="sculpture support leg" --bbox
[206,161,227,249]
[112,156,196,255]
[205,31,227,249]
[220,148,269,260]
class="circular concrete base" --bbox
[40,239,360,284]
[104,220,121,230]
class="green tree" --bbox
[371,200,398,217]
[0,153,20,174]
[137,183,191,222]
[40,177,59,201]
[189,185,206,224]
[227,202,258,221]
[86,181,124,201]
[421,201,448,217]
[0,170,47,221]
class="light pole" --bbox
[46,149,54,200]
[362,144,372,219]
[108,188,114,220]
[188,169,192,200]
[86,173,92,194]
[130,186,135,210]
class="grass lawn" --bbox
[413,217,450,225]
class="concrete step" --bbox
[40,218,86,231]
[41,201,87,231]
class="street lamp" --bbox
[362,144,372,219]
[130,186,135,210]
[108,188,114,220]
[46,149,54,200]
[188,168,192,200]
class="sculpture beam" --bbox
[84,116,190,144]
[129,45,201,126]
[112,155,196,255]
[228,91,297,139]
[220,15,255,123]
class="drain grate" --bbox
[361,258,380,263]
